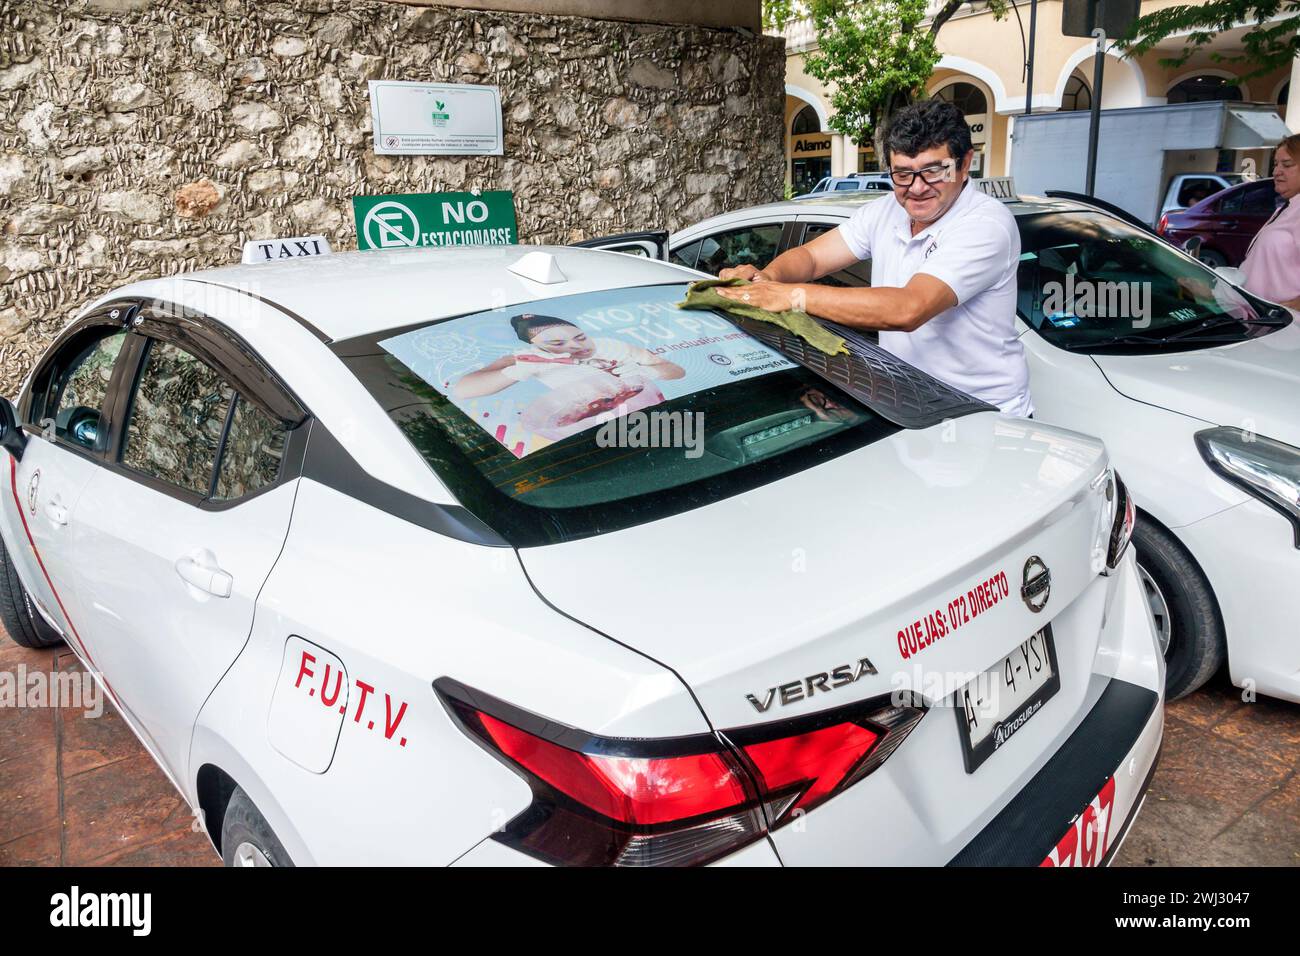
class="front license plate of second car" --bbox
[956,626,1060,773]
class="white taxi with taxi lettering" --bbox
[0,239,1161,866]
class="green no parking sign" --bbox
[352,191,517,250]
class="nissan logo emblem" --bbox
[1021,555,1051,613]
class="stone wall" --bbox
[0,0,785,392]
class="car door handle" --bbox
[174,553,233,598]
[44,498,68,526]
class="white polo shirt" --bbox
[836,181,1032,416]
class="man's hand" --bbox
[718,264,771,282]
[716,281,799,312]
[1176,275,1214,301]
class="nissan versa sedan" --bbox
[0,243,1160,866]
[674,190,1300,704]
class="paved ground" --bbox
[0,626,1296,866]
[0,634,217,866]
[1114,672,1300,867]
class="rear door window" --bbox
[1220,182,1276,215]
[122,339,233,495]
[670,239,702,270]
[213,396,288,501]
[803,223,873,287]
[1242,182,1280,215]
[120,338,290,501]
[695,224,782,275]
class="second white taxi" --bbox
[674,189,1300,704]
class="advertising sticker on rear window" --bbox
[379,285,794,457]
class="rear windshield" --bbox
[336,283,899,546]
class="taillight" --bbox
[436,678,924,866]
[1156,214,1168,236]
[1105,471,1136,571]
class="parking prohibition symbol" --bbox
[362,201,420,249]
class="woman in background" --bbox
[1240,135,1300,310]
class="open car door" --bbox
[571,230,669,261]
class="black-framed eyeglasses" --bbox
[887,162,955,187]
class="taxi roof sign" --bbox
[242,235,332,264]
[974,177,1019,202]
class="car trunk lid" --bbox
[518,414,1112,731]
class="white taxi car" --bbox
[0,243,1160,866]
[674,190,1300,704]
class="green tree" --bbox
[1120,1,1299,80]
[766,0,1008,162]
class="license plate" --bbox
[1041,777,1116,867]
[955,626,1060,773]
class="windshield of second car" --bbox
[1017,211,1286,352]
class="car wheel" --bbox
[0,534,62,649]
[1132,518,1226,699]
[1197,248,1228,268]
[221,786,294,867]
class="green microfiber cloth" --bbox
[676,277,848,357]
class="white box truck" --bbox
[1010,100,1288,225]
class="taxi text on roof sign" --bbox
[351,191,518,251]
[241,235,332,264]
[974,177,1018,202]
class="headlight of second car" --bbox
[1196,426,1300,548]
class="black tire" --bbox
[0,534,62,649]
[221,786,294,867]
[1197,247,1228,268]
[1132,517,1226,699]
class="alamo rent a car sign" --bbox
[352,191,518,250]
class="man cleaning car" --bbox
[717,100,1032,417]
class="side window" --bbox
[833,180,861,191]
[213,396,287,501]
[121,339,233,495]
[695,224,782,275]
[1176,178,1219,208]
[1243,182,1279,215]
[120,337,291,501]
[804,224,873,287]
[670,239,702,269]
[30,328,127,451]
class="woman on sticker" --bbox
[452,314,685,438]
[453,313,685,399]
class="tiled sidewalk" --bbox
[0,627,1296,866]
[1114,674,1300,866]
[0,633,217,866]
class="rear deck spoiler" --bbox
[727,315,995,429]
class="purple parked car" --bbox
[1157,179,1282,267]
